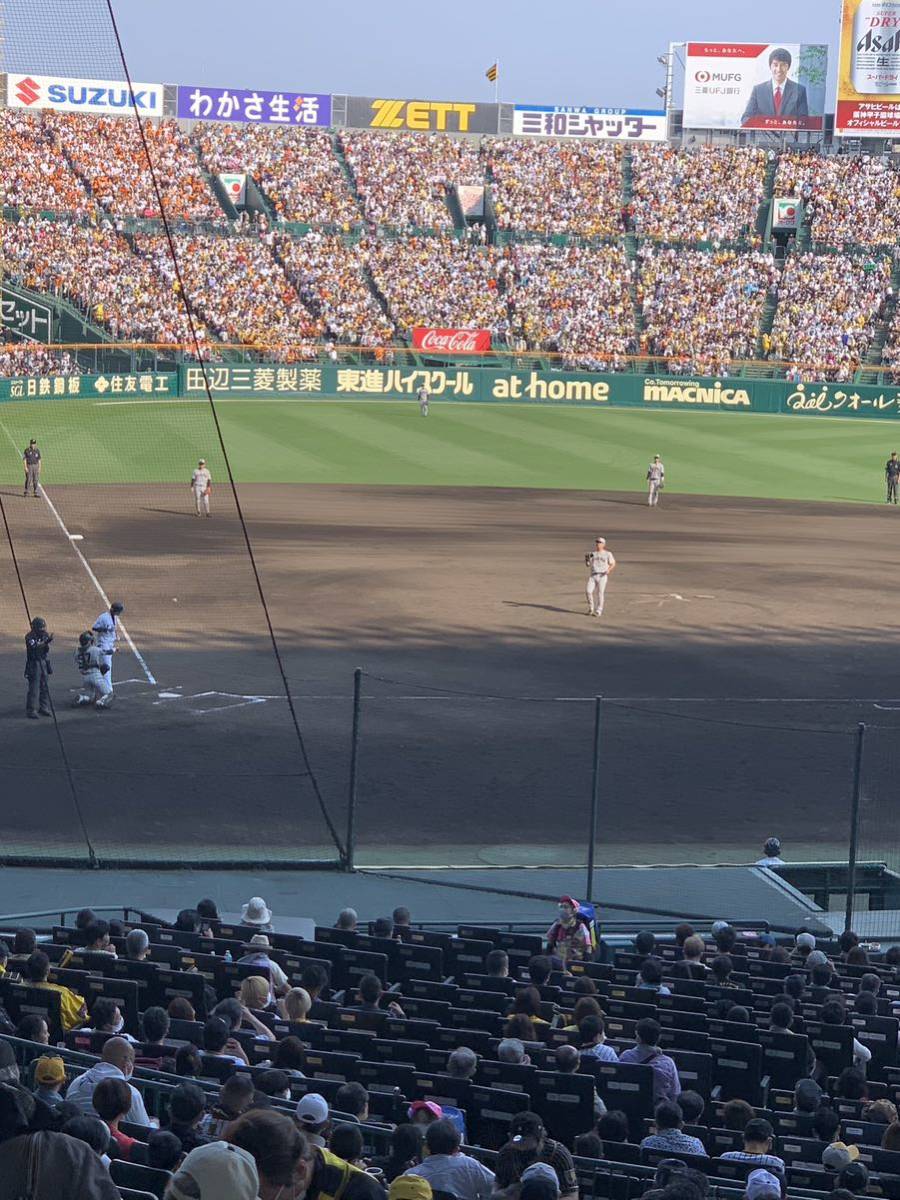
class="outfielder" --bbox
[74,631,112,709]
[92,601,124,688]
[191,459,212,516]
[585,537,616,618]
[417,385,430,416]
[647,455,665,506]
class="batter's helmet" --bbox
[79,631,93,647]
[764,837,782,857]
[30,617,46,631]
[110,601,124,614]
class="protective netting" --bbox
[0,0,343,865]
[342,676,892,870]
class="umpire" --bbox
[22,439,41,498]
[887,452,900,504]
[24,617,53,719]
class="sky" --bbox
[91,0,843,111]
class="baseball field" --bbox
[1,393,899,868]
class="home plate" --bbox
[69,534,84,541]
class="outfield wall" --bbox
[4,365,900,420]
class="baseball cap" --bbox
[795,932,816,951]
[390,1177,433,1200]
[710,921,730,937]
[822,1142,860,1170]
[745,1169,782,1200]
[806,949,829,968]
[34,1056,66,1085]
[522,1164,560,1189]
[794,1078,823,1111]
[594,537,606,545]
[295,1093,329,1125]
[559,895,578,908]
[408,1100,442,1121]
[167,1141,259,1200]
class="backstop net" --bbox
[0,0,345,867]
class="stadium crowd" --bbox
[1,895,900,1200]
[4,113,900,381]
[196,124,361,228]
[487,141,624,238]
[630,146,769,244]
[338,131,484,230]
[49,114,219,224]
[767,253,892,381]
[774,152,900,248]
[637,247,777,376]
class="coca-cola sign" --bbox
[413,327,491,354]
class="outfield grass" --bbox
[0,395,895,503]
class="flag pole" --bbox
[494,58,500,104]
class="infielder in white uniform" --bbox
[74,631,113,708]
[647,455,665,506]
[417,386,430,416]
[191,459,212,516]
[92,601,124,688]
[585,537,616,617]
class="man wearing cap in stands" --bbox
[33,1055,67,1108]
[240,896,274,932]
[546,897,591,965]
[295,1092,331,1148]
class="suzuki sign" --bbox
[6,72,164,116]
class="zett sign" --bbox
[346,95,499,133]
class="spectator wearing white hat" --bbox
[240,897,273,931]
[237,933,289,997]
[167,1140,260,1200]
[295,1092,331,1148]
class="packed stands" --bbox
[0,345,76,376]
[775,152,900,248]
[339,130,483,230]
[48,113,220,224]
[135,234,322,354]
[2,216,205,344]
[630,146,769,244]
[277,232,397,347]
[2,903,900,1200]
[0,112,92,215]
[487,140,625,238]
[3,113,900,381]
[768,252,893,381]
[195,123,361,227]
[638,247,777,376]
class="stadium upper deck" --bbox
[1,110,899,381]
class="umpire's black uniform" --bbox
[24,618,53,718]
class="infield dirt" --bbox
[1,482,898,865]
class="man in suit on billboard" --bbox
[741,48,808,125]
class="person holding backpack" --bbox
[545,896,592,966]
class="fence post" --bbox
[346,668,363,871]
[844,722,866,933]
[587,696,602,904]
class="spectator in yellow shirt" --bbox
[24,951,87,1033]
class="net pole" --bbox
[586,696,602,904]
[844,722,866,933]
[345,668,363,871]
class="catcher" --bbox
[191,458,212,517]
[73,631,112,709]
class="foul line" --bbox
[0,419,156,686]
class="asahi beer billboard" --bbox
[683,42,827,131]
[836,0,900,135]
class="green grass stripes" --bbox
[0,396,895,503]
